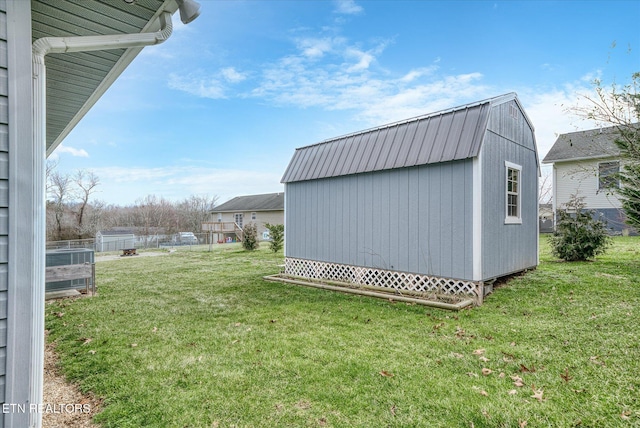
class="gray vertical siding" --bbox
[0,0,9,409]
[285,159,475,280]
[481,101,538,279]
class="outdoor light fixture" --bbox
[176,0,201,24]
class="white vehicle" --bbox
[175,232,198,245]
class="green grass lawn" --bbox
[46,238,640,427]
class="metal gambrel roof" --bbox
[212,192,285,213]
[542,125,626,163]
[31,0,177,153]
[281,93,519,183]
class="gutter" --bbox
[29,11,173,427]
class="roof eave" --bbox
[542,153,620,164]
[45,0,179,154]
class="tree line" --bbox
[46,161,218,242]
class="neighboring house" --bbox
[2,1,198,425]
[281,93,540,303]
[96,229,137,252]
[542,125,634,234]
[539,203,554,233]
[209,193,284,242]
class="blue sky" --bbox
[51,0,640,206]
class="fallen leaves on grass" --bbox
[511,375,525,387]
[560,368,573,383]
[131,343,137,348]
[481,368,492,376]
[472,349,485,355]
[530,385,544,402]
[452,352,464,359]
[519,363,536,373]
[590,356,605,366]
[518,420,528,427]
[379,370,394,377]
[390,404,397,416]
[621,410,632,420]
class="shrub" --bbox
[549,195,611,261]
[242,223,258,251]
[264,223,284,253]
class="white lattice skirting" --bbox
[284,258,480,300]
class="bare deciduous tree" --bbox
[48,171,73,240]
[73,169,100,238]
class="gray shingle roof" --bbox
[212,193,284,212]
[281,93,521,183]
[542,126,623,163]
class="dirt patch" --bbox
[43,333,102,427]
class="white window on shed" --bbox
[251,212,257,221]
[505,161,522,224]
[217,213,222,222]
[598,161,620,190]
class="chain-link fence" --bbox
[47,232,232,253]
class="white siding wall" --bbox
[554,159,622,209]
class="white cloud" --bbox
[345,48,374,72]
[334,0,363,15]
[519,81,601,161]
[220,67,247,83]
[54,144,89,157]
[91,166,283,206]
[168,73,226,99]
[168,67,248,99]
[297,37,335,59]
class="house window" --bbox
[505,161,522,224]
[251,212,257,221]
[217,213,222,222]
[234,213,243,228]
[598,161,620,190]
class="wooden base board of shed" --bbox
[45,289,81,300]
[264,274,476,311]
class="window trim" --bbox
[505,161,522,224]
[597,161,620,191]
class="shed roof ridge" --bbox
[296,92,516,151]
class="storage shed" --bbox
[96,229,136,252]
[281,93,539,303]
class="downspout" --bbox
[29,12,172,428]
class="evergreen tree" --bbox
[549,195,611,261]
[264,223,284,253]
[242,223,259,251]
